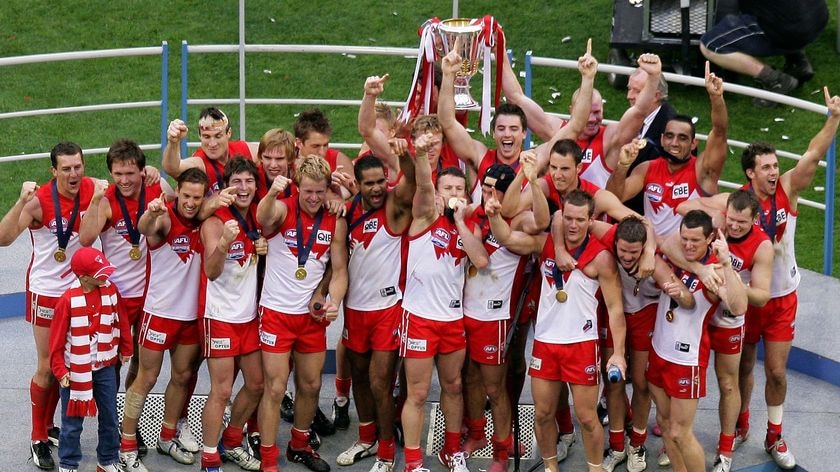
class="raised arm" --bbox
[606,140,649,202]
[162,119,203,179]
[0,181,39,246]
[454,204,489,269]
[659,229,723,292]
[358,74,400,176]
[696,61,728,195]
[79,180,111,247]
[438,49,486,170]
[517,152,550,233]
[256,176,291,235]
[783,87,840,202]
[410,132,440,229]
[137,193,171,246]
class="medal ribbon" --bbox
[208,159,225,193]
[551,233,590,291]
[229,205,260,241]
[295,203,324,270]
[747,184,777,242]
[669,250,710,310]
[346,194,378,236]
[51,180,81,253]
[115,185,146,246]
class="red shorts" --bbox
[201,317,261,358]
[399,311,466,358]
[646,349,706,399]
[342,304,401,354]
[138,312,200,351]
[529,339,600,385]
[603,303,656,352]
[709,324,744,355]
[26,291,59,328]
[122,297,145,327]
[259,306,326,354]
[464,316,510,365]
[744,292,796,343]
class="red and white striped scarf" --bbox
[65,280,121,417]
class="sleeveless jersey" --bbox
[260,198,337,314]
[652,256,719,367]
[402,215,470,321]
[463,210,528,322]
[544,175,601,210]
[599,225,660,313]
[711,228,769,328]
[577,125,612,188]
[535,233,607,344]
[28,177,96,297]
[643,157,706,238]
[741,182,799,297]
[143,202,203,321]
[199,206,260,323]
[194,141,253,194]
[344,197,404,311]
[255,165,298,201]
[100,183,163,298]
[470,149,520,203]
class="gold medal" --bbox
[633,279,640,296]
[665,310,675,322]
[555,289,568,303]
[295,267,307,280]
[129,245,142,261]
[54,248,66,263]
[251,254,257,265]
[468,265,478,278]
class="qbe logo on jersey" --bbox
[363,218,379,233]
[581,148,593,164]
[671,182,690,199]
[645,183,663,203]
[316,230,332,244]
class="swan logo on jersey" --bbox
[582,320,593,333]
[171,235,192,254]
[48,217,70,235]
[363,218,379,233]
[228,240,246,261]
[672,182,690,199]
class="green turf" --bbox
[0,0,838,273]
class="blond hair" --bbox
[294,154,331,186]
[411,114,443,139]
[258,128,295,161]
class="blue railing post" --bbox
[823,133,837,275]
[159,41,169,169]
[180,40,189,159]
[524,50,533,149]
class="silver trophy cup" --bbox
[436,18,483,109]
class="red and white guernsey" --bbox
[463,211,528,322]
[403,215,469,322]
[143,202,203,321]
[577,125,612,188]
[544,175,601,211]
[194,141,253,194]
[652,255,719,367]
[100,183,163,298]
[344,197,404,311]
[470,149,520,203]
[711,228,770,328]
[535,233,607,344]
[742,183,799,297]
[643,157,705,238]
[260,198,337,314]
[28,177,96,297]
[599,225,660,314]
[199,206,260,323]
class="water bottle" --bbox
[607,365,622,383]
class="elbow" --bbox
[751,291,770,308]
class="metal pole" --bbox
[159,41,169,169]
[452,0,458,18]
[524,50,533,149]
[823,133,836,275]
[239,0,246,140]
[180,40,188,158]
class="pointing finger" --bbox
[585,38,592,56]
[704,60,710,79]
[825,86,831,104]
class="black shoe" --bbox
[597,397,609,426]
[47,427,60,447]
[784,52,814,83]
[332,399,350,431]
[248,433,261,460]
[754,67,799,107]
[311,407,336,436]
[309,430,322,451]
[287,444,330,472]
[281,392,295,423]
[30,441,55,470]
[137,428,148,458]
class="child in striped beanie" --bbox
[49,247,132,472]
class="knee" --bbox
[368,374,389,399]
[210,383,233,403]
[766,366,787,386]
[169,369,193,387]
[296,375,322,396]
[406,383,430,406]
[441,376,463,396]
[699,43,713,59]
[576,410,599,433]
[484,380,505,402]
[245,378,264,397]
[631,380,649,399]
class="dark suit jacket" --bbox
[623,100,677,214]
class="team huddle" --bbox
[1,40,838,472]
